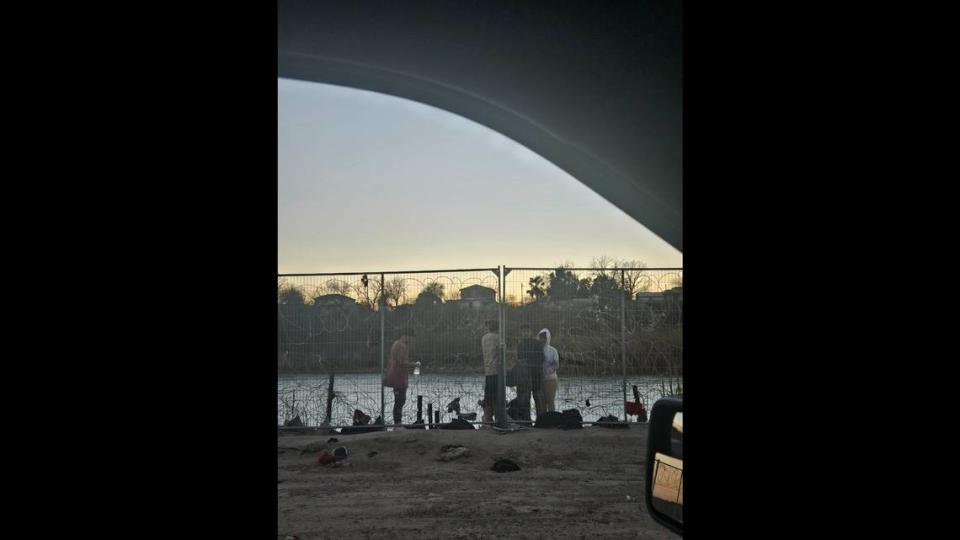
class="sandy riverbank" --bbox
[278,425,680,539]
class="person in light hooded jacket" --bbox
[538,328,560,412]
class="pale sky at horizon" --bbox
[278,78,682,274]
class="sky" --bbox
[278,78,682,274]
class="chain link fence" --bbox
[278,265,681,429]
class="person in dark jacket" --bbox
[514,324,544,421]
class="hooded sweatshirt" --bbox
[538,328,560,380]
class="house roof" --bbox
[461,285,495,292]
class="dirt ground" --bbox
[278,425,680,539]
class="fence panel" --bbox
[278,266,681,428]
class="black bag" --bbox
[560,408,583,430]
[439,417,474,430]
[533,411,564,428]
[352,409,372,425]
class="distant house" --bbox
[634,292,666,329]
[635,289,682,326]
[313,294,357,308]
[446,285,496,311]
[460,285,496,303]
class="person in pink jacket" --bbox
[383,328,416,425]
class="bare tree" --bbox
[616,259,649,296]
[383,277,407,307]
[351,275,389,309]
[590,256,617,279]
[586,256,653,297]
[322,279,353,297]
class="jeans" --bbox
[393,387,407,425]
[514,384,544,421]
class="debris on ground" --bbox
[438,445,470,461]
[594,415,629,429]
[491,458,521,472]
[339,424,382,435]
[298,441,328,454]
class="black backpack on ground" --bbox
[560,408,583,429]
[439,417,474,430]
[533,411,564,428]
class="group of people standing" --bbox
[483,320,559,424]
[382,321,560,426]
[496,321,560,421]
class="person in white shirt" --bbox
[480,319,501,424]
[538,328,560,412]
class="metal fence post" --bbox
[496,265,508,428]
[380,273,386,428]
[621,269,628,421]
